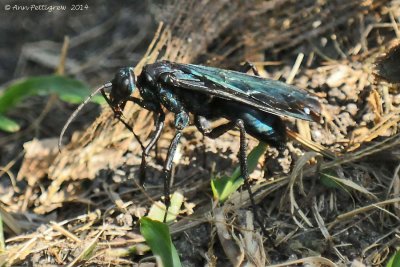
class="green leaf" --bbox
[211,142,267,202]
[0,75,105,132]
[320,170,342,190]
[387,250,400,267]
[0,114,20,132]
[211,174,244,203]
[140,217,182,267]
[0,75,104,113]
[320,170,375,198]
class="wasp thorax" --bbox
[110,67,136,104]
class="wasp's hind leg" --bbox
[240,61,261,76]
[200,119,274,245]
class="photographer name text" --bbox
[4,4,89,12]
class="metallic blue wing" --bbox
[164,62,321,122]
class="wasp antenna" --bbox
[58,84,108,153]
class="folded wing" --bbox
[165,62,321,122]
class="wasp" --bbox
[59,60,321,237]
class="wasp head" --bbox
[109,67,135,107]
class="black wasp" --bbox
[59,60,321,237]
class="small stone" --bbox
[347,103,358,116]
[393,94,400,105]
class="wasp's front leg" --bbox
[156,85,190,221]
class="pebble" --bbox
[346,103,358,116]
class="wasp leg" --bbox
[125,96,164,184]
[139,111,165,185]
[153,83,191,221]
[101,90,145,149]
[240,61,260,76]
[127,96,160,112]
[202,119,274,245]
[162,110,190,222]
[162,130,182,222]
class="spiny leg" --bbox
[202,118,274,245]
[240,64,280,243]
[235,120,271,242]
